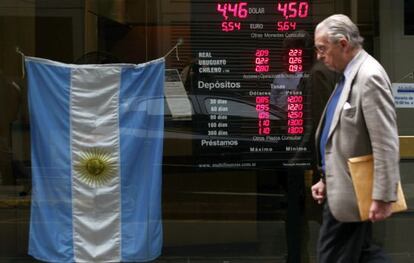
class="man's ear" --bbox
[339,38,350,50]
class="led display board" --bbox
[190,0,315,169]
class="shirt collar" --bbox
[343,50,362,81]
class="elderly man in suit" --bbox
[311,14,400,263]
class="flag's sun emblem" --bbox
[74,148,117,187]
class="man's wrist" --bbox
[318,167,326,183]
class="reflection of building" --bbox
[271,72,305,110]
[0,0,414,262]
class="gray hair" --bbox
[316,14,364,48]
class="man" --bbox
[311,14,400,262]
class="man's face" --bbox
[314,30,346,72]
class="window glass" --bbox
[0,1,413,262]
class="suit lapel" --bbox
[326,50,368,141]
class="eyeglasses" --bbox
[314,45,327,55]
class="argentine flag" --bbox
[26,57,165,262]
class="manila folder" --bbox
[348,154,407,221]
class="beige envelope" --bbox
[348,154,407,221]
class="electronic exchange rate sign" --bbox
[191,0,314,169]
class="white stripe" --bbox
[71,67,121,262]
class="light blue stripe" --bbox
[27,60,74,262]
[120,60,164,261]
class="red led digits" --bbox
[287,111,303,119]
[277,21,297,31]
[287,103,303,111]
[222,22,241,32]
[287,95,304,134]
[256,96,271,135]
[288,127,304,134]
[217,2,248,32]
[276,1,309,31]
[277,1,309,19]
[288,48,303,73]
[217,2,248,19]
[255,49,270,73]
[287,95,303,103]
[288,119,303,126]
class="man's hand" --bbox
[369,200,393,222]
[311,179,326,204]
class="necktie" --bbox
[319,75,345,172]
